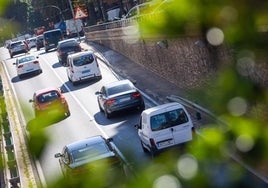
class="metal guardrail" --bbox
[84,13,158,33]
[0,76,20,188]
[166,94,268,185]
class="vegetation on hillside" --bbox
[0,0,268,187]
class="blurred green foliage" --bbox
[1,0,268,187]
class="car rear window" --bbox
[18,56,35,64]
[72,142,110,163]
[150,108,188,131]
[11,41,23,47]
[73,54,94,66]
[107,83,133,96]
[44,30,62,38]
[37,91,60,103]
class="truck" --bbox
[65,19,84,38]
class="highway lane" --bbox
[1,44,152,186]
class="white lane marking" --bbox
[40,55,108,137]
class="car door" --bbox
[167,108,193,145]
[150,112,175,150]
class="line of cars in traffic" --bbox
[4,30,195,183]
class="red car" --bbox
[29,87,70,118]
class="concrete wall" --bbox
[85,26,267,90]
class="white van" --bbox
[135,102,194,155]
[66,51,102,85]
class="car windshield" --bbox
[37,90,60,103]
[18,56,35,64]
[150,108,189,131]
[73,54,94,66]
[72,142,110,163]
[106,83,133,96]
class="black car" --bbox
[43,29,63,52]
[96,79,145,118]
[36,35,44,51]
[56,38,82,66]
[54,135,130,184]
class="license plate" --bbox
[82,69,90,74]
[26,68,34,72]
[119,97,131,102]
[158,140,173,147]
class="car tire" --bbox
[98,100,104,112]
[104,109,112,119]
[140,141,149,153]
[139,103,145,111]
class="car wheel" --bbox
[140,141,149,153]
[104,109,112,119]
[139,103,145,111]
[98,100,104,112]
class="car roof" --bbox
[66,135,107,152]
[11,40,23,44]
[68,50,94,58]
[58,38,77,44]
[142,102,185,115]
[43,29,61,34]
[104,79,133,89]
[58,39,79,47]
[34,87,60,96]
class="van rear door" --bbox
[150,107,193,150]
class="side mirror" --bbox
[134,124,141,129]
[54,153,63,158]
[29,99,34,103]
[95,91,101,95]
[107,137,113,142]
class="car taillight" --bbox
[149,138,156,147]
[132,92,141,98]
[106,99,116,105]
[60,97,66,104]
[18,65,23,68]
[33,61,39,64]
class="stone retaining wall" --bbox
[85,26,268,90]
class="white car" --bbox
[66,51,102,85]
[13,55,42,78]
[135,102,195,156]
